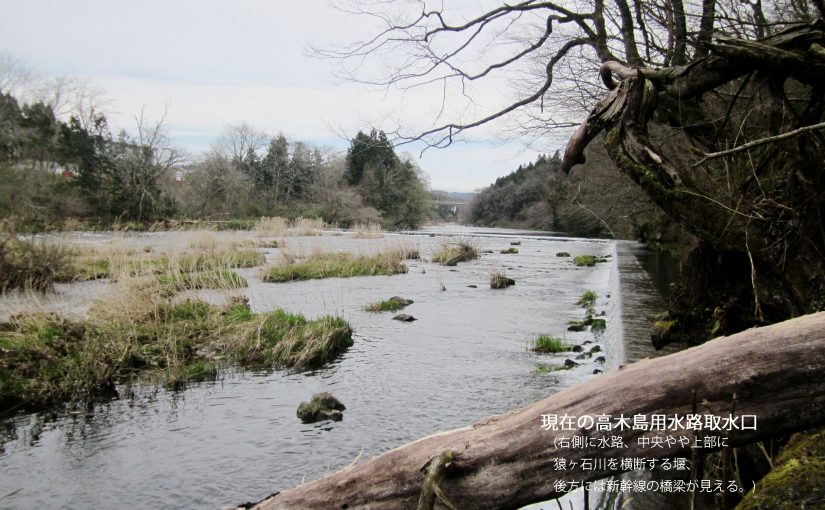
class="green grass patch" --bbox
[573,255,597,267]
[531,335,572,353]
[262,251,408,282]
[577,290,598,308]
[223,298,255,323]
[572,254,610,267]
[501,247,519,254]
[365,300,402,312]
[534,362,573,374]
[55,258,111,282]
[364,296,413,312]
[591,318,607,332]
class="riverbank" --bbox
[1,226,621,508]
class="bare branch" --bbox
[396,38,593,151]
[695,120,825,164]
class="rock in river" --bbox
[387,296,413,308]
[393,314,417,322]
[297,392,346,423]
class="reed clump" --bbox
[490,269,515,289]
[352,221,384,239]
[254,216,326,237]
[291,217,326,236]
[254,216,289,237]
[0,233,71,291]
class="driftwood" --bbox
[247,312,825,509]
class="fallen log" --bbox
[247,312,825,510]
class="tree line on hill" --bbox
[0,80,430,230]
[466,143,683,247]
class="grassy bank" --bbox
[0,283,353,412]
[262,250,412,282]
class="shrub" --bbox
[531,335,571,353]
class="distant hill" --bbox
[465,153,562,231]
[465,145,680,241]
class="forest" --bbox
[0,80,431,232]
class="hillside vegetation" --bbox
[467,146,682,244]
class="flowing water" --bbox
[0,226,677,509]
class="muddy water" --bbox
[0,226,671,509]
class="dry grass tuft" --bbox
[352,221,384,239]
[432,240,479,266]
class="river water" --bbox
[0,226,676,509]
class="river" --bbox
[0,226,678,509]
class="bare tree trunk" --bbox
[244,312,825,510]
[694,0,717,58]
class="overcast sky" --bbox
[0,0,568,192]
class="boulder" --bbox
[490,275,516,289]
[387,296,413,308]
[297,392,346,423]
[393,314,417,322]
